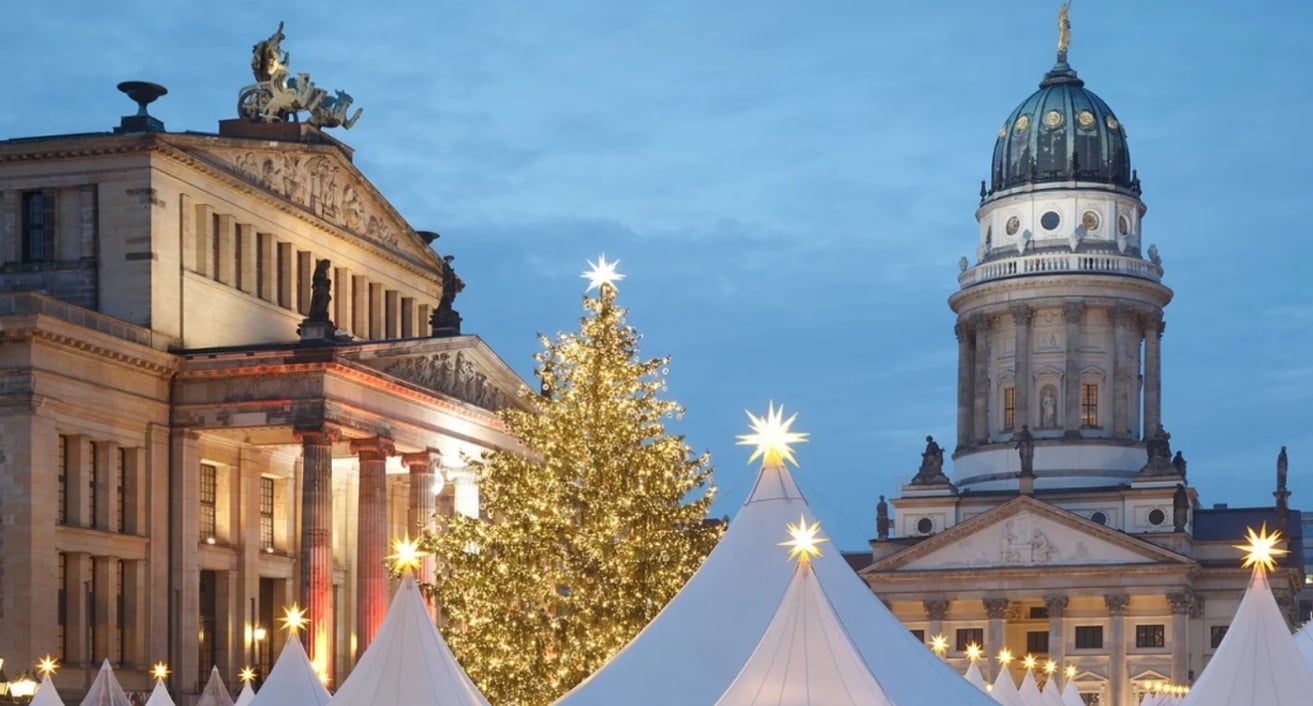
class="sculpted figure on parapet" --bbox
[239,22,363,129]
[911,435,950,486]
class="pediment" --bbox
[347,337,532,414]
[179,140,443,272]
[869,496,1192,573]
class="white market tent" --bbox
[79,660,131,706]
[552,457,997,706]
[234,682,256,706]
[197,666,235,706]
[1296,621,1313,670]
[1017,670,1045,706]
[1059,680,1083,706]
[327,573,491,706]
[249,634,331,706]
[143,681,176,706]
[29,675,66,706]
[990,667,1022,706]
[1040,676,1064,706]
[713,559,894,706]
[1178,537,1313,706]
[964,662,988,693]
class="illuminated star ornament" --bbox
[1022,654,1037,670]
[386,534,427,573]
[929,634,949,656]
[1234,523,1288,572]
[997,647,1014,665]
[151,662,170,681]
[736,402,809,467]
[581,254,625,292]
[36,656,59,677]
[280,604,310,634]
[965,643,983,662]
[239,666,257,683]
[1044,660,1058,675]
[1065,665,1077,679]
[779,515,829,563]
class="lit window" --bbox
[57,552,67,661]
[116,448,127,533]
[260,477,275,552]
[57,435,68,525]
[1080,383,1099,427]
[200,463,218,542]
[1003,387,1016,430]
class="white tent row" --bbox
[30,675,65,706]
[249,633,331,706]
[1296,621,1313,670]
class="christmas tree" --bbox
[420,256,721,706]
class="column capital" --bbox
[1104,593,1130,615]
[983,598,1010,619]
[1136,309,1165,336]
[972,312,995,332]
[294,426,341,446]
[350,436,396,460]
[401,449,442,470]
[955,319,974,342]
[1112,303,1136,325]
[1010,304,1034,326]
[1043,595,1069,616]
[1187,594,1204,618]
[923,599,950,621]
[1167,591,1195,616]
[1063,300,1085,324]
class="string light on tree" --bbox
[780,515,829,564]
[1234,524,1288,572]
[736,402,809,467]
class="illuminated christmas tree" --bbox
[421,255,721,706]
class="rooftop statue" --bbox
[1057,2,1072,60]
[239,22,363,129]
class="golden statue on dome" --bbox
[1057,2,1072,61]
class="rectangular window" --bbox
[57,552,67,661]
[211,214,222,281]
[1135,623,1164,648]
[88,443,99,529]
[1074,625,1103,649]
[1210,625,1228,648]
[260,477,275,552]
[22,190,53,262]
[276,243,290,308]
[1028,606,1049,620]
[116,448,127,533]
[88,559,98,658]
[956,627,984,652]
[1080,383,1099,427]
[58,435,68,525]
[1003,387,1016,430]
[234,224,244,288]
[1080,695,1101,706]
[116,560,126,663]
[909,629,925,643]
[200,463,218,542]
[1026,630,1050,654]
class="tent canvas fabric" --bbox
[1296,622,1313,669]
[1040,677,1064,706]
[30,675,66,706]
[1179,568,1313,706]
[713,560,895,706]
[1017,670,1045,706]
[197,666,235,706]
[234,683,256,706]
[327,574,491,706]
[249,635,331,706]
[553,461,997,706]
[143,682,176,706]
[990,668,1022,706]
[964,662,988,693]
[79,660,131,706]
[1059,681,1084,706]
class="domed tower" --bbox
[947,14,1173,492]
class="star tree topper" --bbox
[737,402,809,467]
[1235,523,1288,572]
[780,514,829,563]
[581,254,625,292]
[386,533,427,573]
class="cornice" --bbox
[0,325,178,376]
[950,275,1173,312]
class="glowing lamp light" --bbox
[1234,524,1288,572]
[780,515,829,563]
[205,537,216,545]
[36,656,59,677]
[1022,654,1037,670]
[387,534,427,573]
[316,669,330,685]
[280,605,310,635]
[965,643,983,662]
[997,647,1014,666]
[253,626,267,641]
[1044,660,1058,675]
[8,675,36,699]
[581,254,625,292]
[238,666,257,683]
[929,634,949,656]
[151,662,170,681]
[736,402,809,468]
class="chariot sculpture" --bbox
[238,22,363,129]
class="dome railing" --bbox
[960,251,1162,288]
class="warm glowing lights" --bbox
[280,604,310,634]
[737,402,809,467]
[387,534,427,573]
[253,626,268,641]
[1022,654,1037,670]
[929,634,949,655]
[1044,660,1058,675]
[238,666,257,683]
[1235,524,1288,572]
[779,515,829,563]
[317,669,331,686]
[36,656,59,677]
[965,643,983,662]
[151,662,170,681]
[581,254,625,292]
[997,647,1014,665]
[1065,665,1077,679]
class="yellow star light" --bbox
[930,634,949,655]
[387,534,427,573]
[1044,660,1058,675]
[1234,524,1288,572]
[997,647,1014,665]
[36,656,59,677]
[1023,654,1037,670]
[736,402,809,468]
[151,662,170,681]
[1065,665,1077,679]
[581,254,625,292]
[239,666,257,683]
[965,643,983,662]
[280,604,310,635]
[779,515,829,563]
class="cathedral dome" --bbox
[988,62,1136,196]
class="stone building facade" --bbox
[0,89,527,699]
[853,28,1304,706]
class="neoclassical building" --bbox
[0,30,527,701]
[853,20,1304,706]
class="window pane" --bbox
[1027,630,1050,654]
[956,628,984,652]
[1003,387,1015,430]
[1075,625,1103,649]
[58,435,68,525]
[1081,383,1099,427]
[200,463,218,541]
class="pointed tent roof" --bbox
[197,666,235,706]
[249,636,331,706]
[1060,681,1084,706]
[991,667,1022,706]
[234,682,256,706]
[1041,676,1064,706]
[1179,567,1313,705]
[79,660,131,706]
[714,560,894,706]
[965,662,988,693]
[328,574,491,706]
[1296,621,1313,669]
[1018,670,1046,706]
[553,460,997,706]
[30,675,66,706]
[143,682,176,706]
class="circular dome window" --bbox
[917,517,934,535]
[1040,211,1061,231]
[1044,110,1063,128]
[1006,216,1021,236]
[1082,211,1100,231]
[1014,115,1030,132]
[1148,509,1166,526]
[1077,110,1095,129]
[1090,511,1108,526]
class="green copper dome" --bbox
[988,62,1137,197]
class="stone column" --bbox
[403,450,441,588]
[972,315,993,443]
[1111,305,1131,438]
[956,320,975,450]
[351,436,394,658]
[296,428,337,678]
[1045,595,1068,669]
[1011,305,1033,432]
[924,599,949,643]
[1142,311,1164,438]
[984,598,1009,681]
[169,430,202,691]
[92,555,116,662]
[1167,592,1192,684]
[1063,301,1084,438]
[0,408,59,673]
[1105,593,1129,706]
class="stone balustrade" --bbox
[960,252,1162,288]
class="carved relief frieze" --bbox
[372,351,509,412]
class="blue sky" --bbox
[3,1,1311,550]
